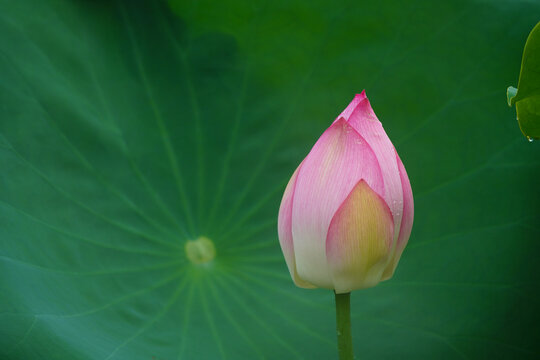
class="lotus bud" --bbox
[278,91,413,294]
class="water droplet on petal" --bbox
[527,136,533,142]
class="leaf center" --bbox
[185,237,216,264]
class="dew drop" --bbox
[368,114,378,122]
[527,136,533,143]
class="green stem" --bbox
[335,291,354,360]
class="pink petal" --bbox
[344,94,406,269]
[291,118,384,288]
[382,151,414,279]
[336,91,367,122]
[277,163,315,288]
[326,180,394,293]
[347,94,403,220]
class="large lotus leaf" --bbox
[1,0,539,359]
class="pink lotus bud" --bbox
[278,91,414,294]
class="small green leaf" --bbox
[508,21,540,140]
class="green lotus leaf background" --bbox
[1,0,539,359]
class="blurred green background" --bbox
[1,0,539,359]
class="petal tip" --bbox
[338,91,368,122]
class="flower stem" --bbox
[335,291,354,360]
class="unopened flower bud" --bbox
[278,91,414,293]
